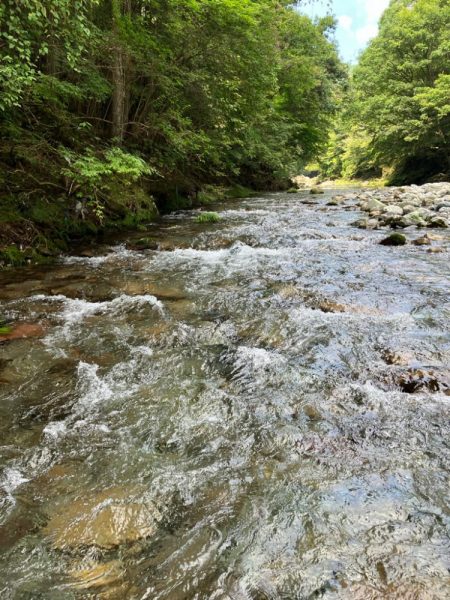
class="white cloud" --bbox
[365,0,390,25]
[355,0,390,46]
[337,15,353,30]
[355,23,379,45]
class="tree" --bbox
[351,0,450,182]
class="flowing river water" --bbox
[0,189,449,599]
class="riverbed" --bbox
[1,189,449,599]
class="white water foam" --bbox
[62,244,140,266]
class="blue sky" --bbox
[300,0,390,63]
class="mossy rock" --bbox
[310,187,325,195]
[287,187,299,194]
[131,237,158,250]
[380,233,407,246]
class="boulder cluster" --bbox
[353,182,450,230]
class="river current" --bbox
[0,190,449,599]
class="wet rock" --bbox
[276,284,303,300]
[310,187,324,195]
[0,322,46,343]
[428,216,448,228]
[69,559,125,591]
[303,404,322,421]
[118,280,186,300]
[427,247,445,254]
[44,486,163,550]
[129,237,158,251]
[379,233,407,246]
[412,234,432,246]
[317,300,347,313]
[397,368,450,394]
[382,349,414,366]
[353,218,369,229]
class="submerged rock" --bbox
[379,233,407,246]
[0,322,46,343]
[44,486,163,550]
[69,559,125,591]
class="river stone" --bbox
[380,233,407,246]
[384,205,403,216]
[398,212,427,228]
[310,187,324,195]
[44,487,162,550]
[366,198,386,211]
[366,218,380,229]
[428,216,448,228]
[413,234,432,246]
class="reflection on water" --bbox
[1,190,450,599]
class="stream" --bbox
[0,189,449,599]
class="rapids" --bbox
[0,190,449,599]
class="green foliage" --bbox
[0,0,98,111]
[1,0,344,260]
[195,212,222,224]
[350,0,450,182]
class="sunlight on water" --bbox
[1,190,449,598]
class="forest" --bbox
[0,0,449,264]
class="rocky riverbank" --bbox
[350,182,450,230]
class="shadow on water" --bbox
[0,189,449,598]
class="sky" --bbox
[300,0,391,63]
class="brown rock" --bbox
[413,234,432,246]
[397,368,450,394]
[44,486,162,550]
[0,323,46,343]
[69,559,124,591]
[317,300,347,313]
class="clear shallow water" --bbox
[0,190,449,599]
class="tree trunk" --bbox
[110,0,131,143]
[111,43,127,143]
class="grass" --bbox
[195,212,222,224]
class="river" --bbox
[0,189,449,599]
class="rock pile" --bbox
[352,182,450,230]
